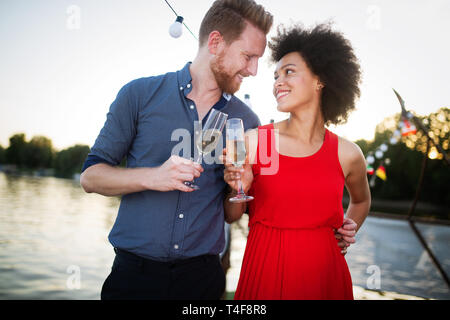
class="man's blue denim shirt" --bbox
[83,62,260,261]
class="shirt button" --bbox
[179,214,184,219]
[174,244,179,250]
[187,84,191,88]
[179,86,183,91]
[190,105,195,110]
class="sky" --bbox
[0,0,449,150]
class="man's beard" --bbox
[210,54,241,94]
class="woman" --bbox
[223,23,371,300]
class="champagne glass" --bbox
[226,118,254,203]
[184,109,228,190]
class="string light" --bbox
[365,90,447,186]
[169,16,184,38]
[163,0,253,117]
[164,0,198,40]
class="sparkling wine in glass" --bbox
[226,118,254,203]
[184,109,228,190]
[196,128,222,156]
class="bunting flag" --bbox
[364,90,421,187]
[376,165,387,181]
[400,119,417,136]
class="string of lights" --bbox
[164,0,198,40]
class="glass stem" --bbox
[195,152,203,165]
[237,166,245,195]
[237,179,245,195]
[190,153,202,184]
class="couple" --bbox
[80,0,370,300]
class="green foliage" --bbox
[2,133,90,178]
[23,136,54,169]
[361,107,449,218]
[53,145,91,178]
[375,108,449,159]
[370,142,423,199]
[0,145,5,164]
[5,133,27,167]
[5,134,54,169]
[354,139,370,156]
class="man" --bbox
[81,0,273,300]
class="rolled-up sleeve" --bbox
[88,83,138,167]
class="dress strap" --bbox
[326,129,338,157]
[325,130,345,179]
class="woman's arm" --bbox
[223,129,258,223]
[339,138,371,234]
[223,186,248,223]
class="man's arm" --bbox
[80,156,203,197]
[80,163,153,196]
[80,79,203,197]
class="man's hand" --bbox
[147,155,203,192]
[334,218,357,255]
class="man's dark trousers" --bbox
[101,248,226,300]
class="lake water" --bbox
[0,172,449,300]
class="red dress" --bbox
[234,124,353,300]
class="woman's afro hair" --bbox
[269,23,362,125]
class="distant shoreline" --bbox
[0,165,78,180]
[1,167,448,222]
[343,196,449,222]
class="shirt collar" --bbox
[177,62,193,94]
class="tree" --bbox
[23,136,54,169]
[354,139,370,156]
[53,145,90,178]
[0,145,5,164]
[374,108,449,160]
[357,107,449,219]
[5,133,27,167]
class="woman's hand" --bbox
[221,148,254,194]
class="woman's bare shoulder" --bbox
[338,136,364,160]
[337,135,366,177]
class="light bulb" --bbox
[169,16,183,38]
